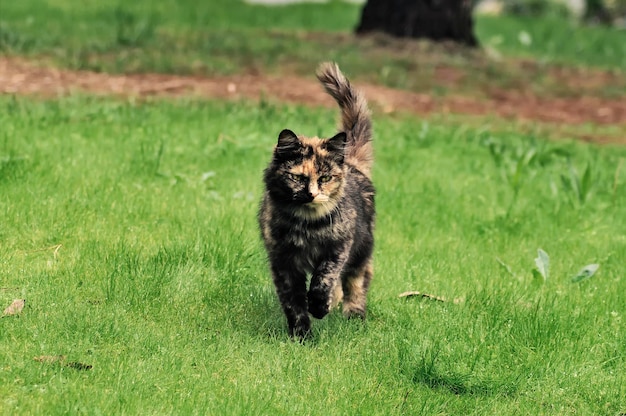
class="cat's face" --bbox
[265,129,347,219]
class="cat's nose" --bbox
[308,183,320,198]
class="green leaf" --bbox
[570,165,581,197]
[546,147,572,161]
[580,163,592,203]
[534,249,549,280]
[510,157,525,191]
[522,148,537,166]
[571,264,599,283]
[531,269,545,285]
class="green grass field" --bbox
[2,0,624,68]
[1,0,626,414]
[2,96,625,414]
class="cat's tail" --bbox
[316,62,373,178]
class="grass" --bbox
[1,95,626,414]
[1,0,625,413]
[1,0,625,98]
[475,14,626,69]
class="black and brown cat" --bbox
[259,62,375,339]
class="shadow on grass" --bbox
[230,291,372,345]
[402,343,520,398]
[410,361,519,397]
[97,238,372,344]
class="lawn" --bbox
[2,95,625,414]
[1,0,626,415]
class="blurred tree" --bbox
[585,0,613,23]
[355,0,478,46]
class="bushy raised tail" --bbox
[316,62,373,178]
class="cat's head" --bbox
[264,129,347,220]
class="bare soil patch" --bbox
[1,57,624,144]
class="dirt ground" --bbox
[1,57,625,144]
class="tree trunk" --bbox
[355,0,478,47]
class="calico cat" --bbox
[259,62,375,339]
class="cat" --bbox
[258,62,375,339]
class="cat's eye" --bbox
[319,175,332,183]
[288,173,307,182]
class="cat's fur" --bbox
[259,62,375,339]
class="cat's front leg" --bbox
[308,256,347,319]
[271,263,311,339]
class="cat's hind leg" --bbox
[330,281,343,310]
[341,259,372,319]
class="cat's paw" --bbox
[308,289,330,319]
[289,315,311,340]
[343,307,366,320]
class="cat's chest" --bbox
[286,221,334,248]
[271,208,352,254]
[284,222,337,272]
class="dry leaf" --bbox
[398,291,446,302]
[34,355,92,370]
[34,355,66,364]
[2,299,26,316]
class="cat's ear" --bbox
[275,129,301,159]
[324,132,347,163]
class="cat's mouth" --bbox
[296,195,335,219]
[307,195,330,205]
